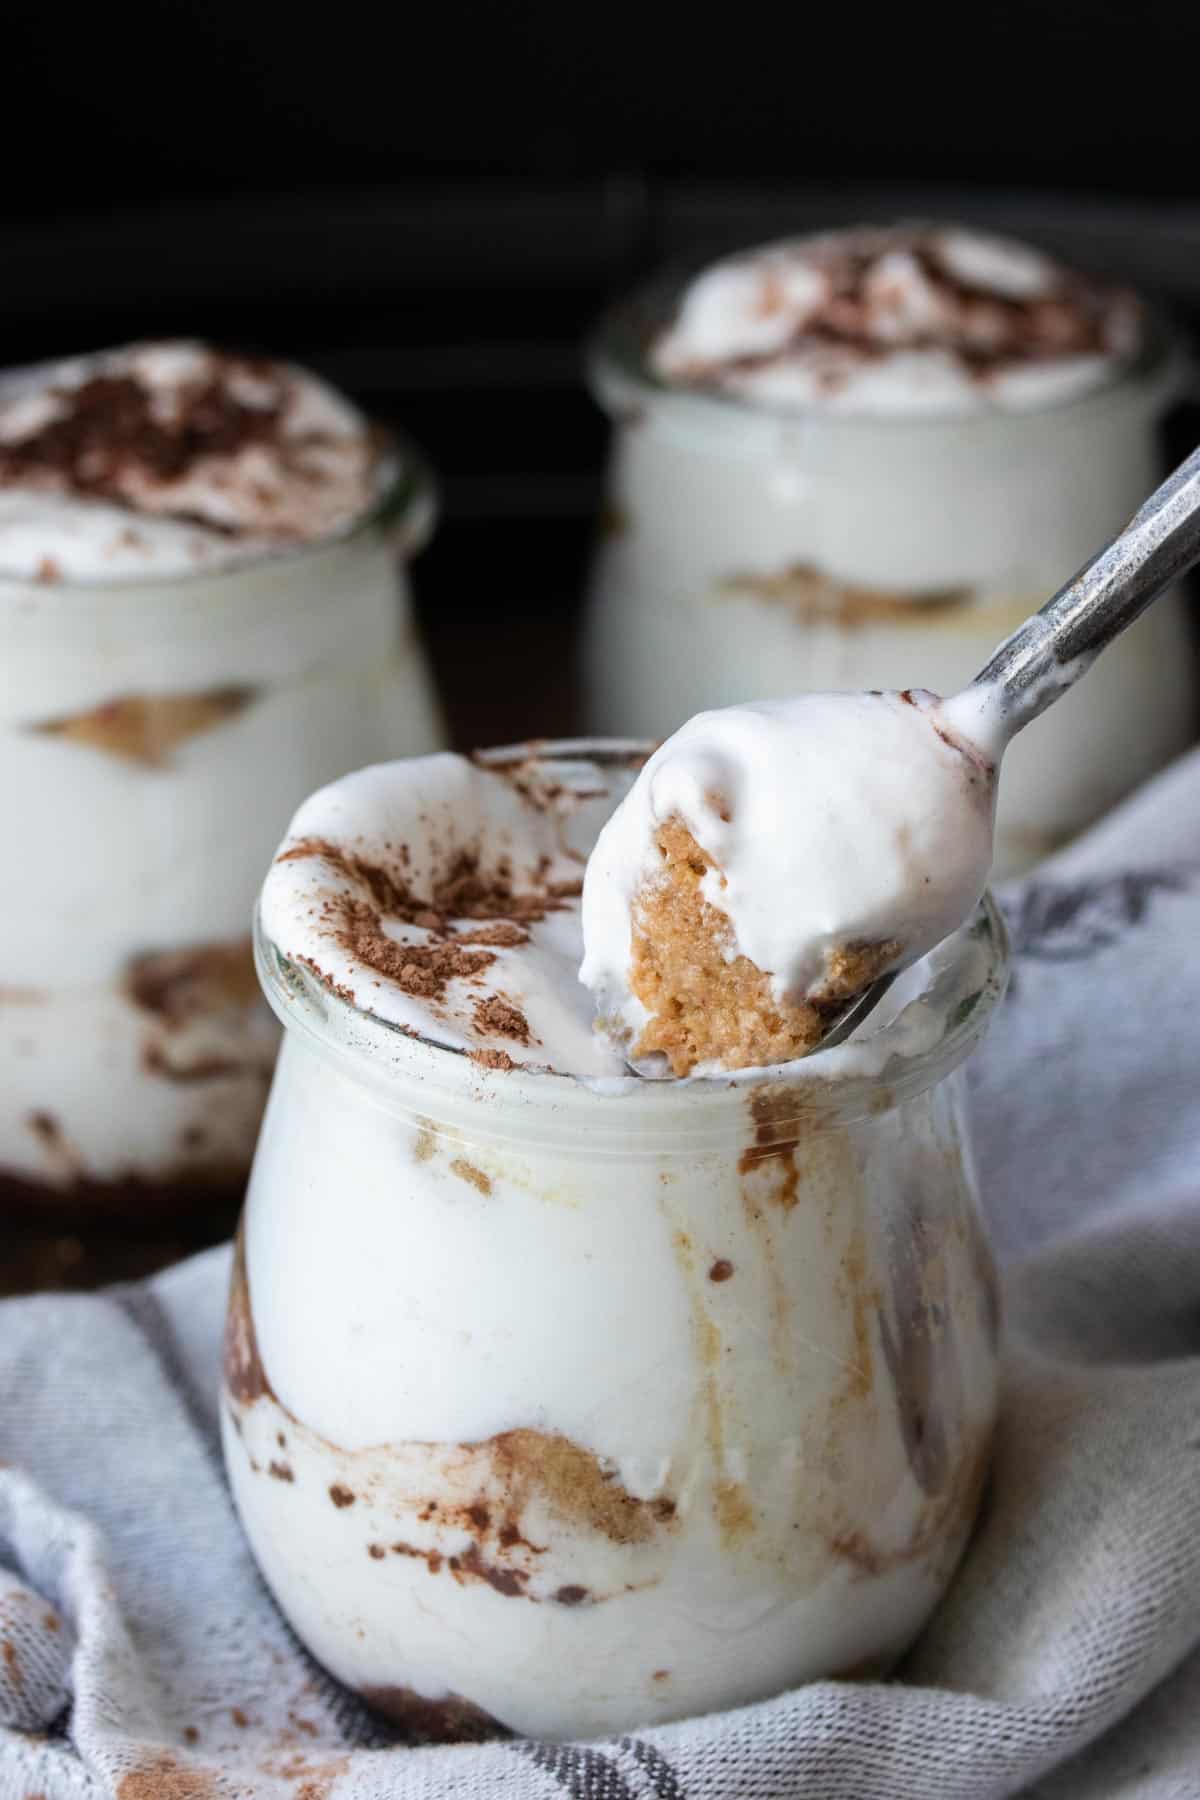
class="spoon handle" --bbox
[966,442,1200,743]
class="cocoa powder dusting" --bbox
[330,899,495,1001]
[0,357,341,529]
[297,956,355,1004]
[456,922,529,947]
[278,834,586,1032]
[676,230,1134,395]
[471,995,531,1044]
[469,1047,517,1072]
[282,838,569,934]
[279,838,414,916]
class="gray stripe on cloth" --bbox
[514,1738,645,1798]
[619,1736,686,1800]
[110,1284,222,1462]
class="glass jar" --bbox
[583,284,1196,876]
[0,449,441,1222]
[223,740,1007,1744]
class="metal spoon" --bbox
[819,441,1200,1052]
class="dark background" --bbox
[5,0,1200,747]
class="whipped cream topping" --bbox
[261,719,996,1085]
[579,693,996,1062]
[651,225,1141,417]
[0,341,384,579]
[259,752,640,1080]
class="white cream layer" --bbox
[226,1019,998,1738]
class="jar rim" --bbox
[0,425,436,593]
[587,256,1186,440]
[254,738,1011,1152]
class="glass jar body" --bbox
[223,1019,1000,1742]
[584,353,1195,876]
[0,499,442,1219]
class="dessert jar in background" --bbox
[223,742,1006,1743]
[583,229,1197,875]
[0,353,442,1221]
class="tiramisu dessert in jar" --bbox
[0,341,441,1223]
[584,224,1196,873]
[224,706,1005,1741]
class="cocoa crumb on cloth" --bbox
[116,1754,219,1798]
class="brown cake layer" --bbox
[630,820,898,1075]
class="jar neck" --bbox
[255,892,1010,1155]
